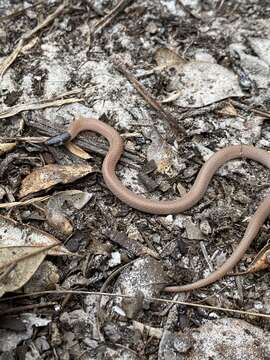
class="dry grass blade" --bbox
[0,136,49,143]
[113,58,186,136]
[0,97,82,119]
[0,0,68,80]
[2,290,270,320]
[0,195,51,209]
[94,0,133,34]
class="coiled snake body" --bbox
[47,117,270,292]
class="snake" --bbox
[46,117,270,292]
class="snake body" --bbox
[47,117,270,292]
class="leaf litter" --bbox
[0,215,71,297]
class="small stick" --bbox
[94,0,134,34]
[2,289,270,320]
[0,97,82,119]
[230,100,270,120]
[200,241,214,272]
[0,302,57,316]
[113,59,186,137]
[177,100,226,120]
[0,0,68,80]
[0,0,46,22]
[26,118,143,168]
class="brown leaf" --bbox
[232,244,270,276]
[0,246,49,296]
[216,103,238,117]
[46,209,73,236]
[65,141,92,160]
[19,164,94,198]
[155,48,186,69]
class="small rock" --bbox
[159,330,193,360]
[108,251,121,267]
[114,257,168,299]
[60,310,92,338]
[200,219,212,235]
[185,219,204,240]
[187,318,270,359]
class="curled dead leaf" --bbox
[19,164,94,198]
[231,244,270,276]
[46,209,73,236]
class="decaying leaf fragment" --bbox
[154,48,243,108]
[154,47,186,69]
[19,164,94,198]
[0,215,71,297]
[232,244,270,276]
[44,189,93,235]
[216,103,238,117]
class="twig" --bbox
[113,58,186,137]
[0,0,46,23]
[2,289,270,320]
[177,100,227,121]
[94,0,133,34]
[26,117,143,168]
[0,0,68,80]
[200,241,214,272]
[230,100,270,120]
[0,302,57,316]
[96,261,135,339]
[176,0,201,19]
[0,97,82,119]
[0,195,51,209]
[0,136,49,143]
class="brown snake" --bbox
[47,117,270,292]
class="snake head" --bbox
[45,132,71,146]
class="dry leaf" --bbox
[0,215,70,256]
[44,190,92,235]
[47,189,93,211]
[0,215,71,296]
[154,47,243,108]
[0,246,54,296]
[65,141,92,160]
[46,209,73,236]
[0,143,16,156]
[232,244,270,276]
[155,48,186,69]
[216,103,238,117]
[19,164,94,198]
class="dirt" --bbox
[0,0,270,359]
